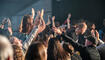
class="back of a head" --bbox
[0,35,13,60]
[47,38,71,60]
[87,35,98,45]
[25,42,47,60]
[77,22,87,34]
[63,43,74,55]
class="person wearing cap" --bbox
[52,21,100,60]
[85,35,98,46]
[61,35,101,60]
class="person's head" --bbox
[63,42,74,55]
[10,36,22,48]
[87,22,96,31]
[0,35,13,60]
[37,25,54,47]
[55,21,60,27]
[75,22,87,35]
[47,38,71,60]
[91,24,96,30]
[19,15,33,34]
[25,42,47,60]
[59,25,66,33]
[85,36,97,46]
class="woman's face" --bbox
[91,24,95,29]
[27,17,33,24]
[13,37,22,48]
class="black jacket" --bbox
[97,44,105,60]
[71,53,82,60]
[67,31,87,45]
[62,34,100,60]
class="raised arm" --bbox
[46,15,51,25]
[61,34,84,51]
[0,18,7,29]
[37,9,46,33]
[7,18,13,35]
[31,8,35,19]
[1,18,13,35]
[34,11,41,26]
[52,27,84,51]
[22,9,46,52]
[52,16,55,27]
[67,13,71,29]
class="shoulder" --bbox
[13,32,27,41]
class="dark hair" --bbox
[25,42,47,60]
[77,23,84,29]
[37,25,53,47]
[87,35,98,45]
[47,38,70,60]
[63,43,74,55]
[19,15,33,34]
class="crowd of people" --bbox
[0,8,105,60]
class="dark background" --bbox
[0,0,105,29]
[52,0,105,29]
[0,0,39,16]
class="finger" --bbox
[41,9,44,17]
[32,8,35,19]
[52,16,55,21]
[68,13,71,18]
[37,10,41,16]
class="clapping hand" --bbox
[67,13,71,29]
[32,8,35,19]
[52,27,62,35]
[46,15,51,25]
[52,16,55,27]
[37,9,46,34]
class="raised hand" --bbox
[52,16,55,21]
[37,19,46,34]
[46,15,51,25]
[52,16,55,27]
[7,18,12,27]
[34,11,41,26]
[36,10,41,17]
[68,13,71,19]
[52,27,62,35]
[37,9,46,34]
[41,9,44,18]
[34,9,46,34]
[7,18,12,35]
[67,13,71,29]
[32,8,35,19]
[95,30,99,40]
[1,18,7,25]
